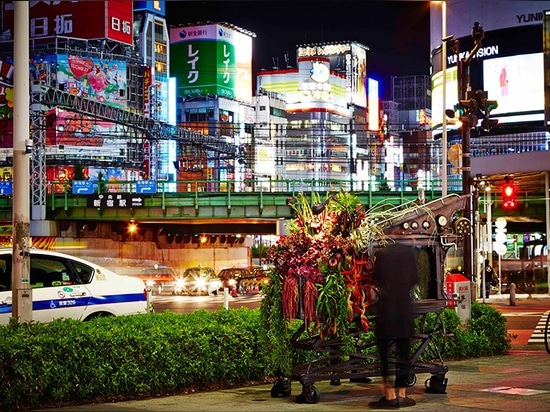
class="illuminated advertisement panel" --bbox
[254,144,275,176]
[257,62,348,116]
[2,1,133,45]
[45,108,128,159]
[483,53,544,124]
[431,66,459,130]
[170,24,253,102]
[367,78,379,131]
[56,54,127,107]
[134,1,165,16]
[0,59,14,150]
[297,42,368,108]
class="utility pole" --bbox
[13,2,32,322]
[450,22,485,281]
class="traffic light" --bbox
[445,90,498,131]
[475,90,499,131]
[502,178,516,210]
[445,99,479,127]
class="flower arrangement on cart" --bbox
[260,191,425,376]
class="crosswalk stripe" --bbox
[528,310,549,344]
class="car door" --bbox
[29,253,93,323]
[0,254,12,324]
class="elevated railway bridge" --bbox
[0,177,546,242]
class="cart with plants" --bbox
[261,191,469,403]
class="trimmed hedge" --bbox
[0,303,513,410]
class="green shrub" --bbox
[427,302,513,360]
[0,301,513,410]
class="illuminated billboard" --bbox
[367,78,379,131]
[2,1,133,45]
[45,108,129,159]
[483,53,544,124]
[170,24,253,103]
[55,54,128,107]
[134,1,165,16]
[297,42,368,108]
[431,66,459,130]
[257,58,348,116]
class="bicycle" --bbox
[545,310,550,355]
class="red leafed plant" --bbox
[265,191,385,338]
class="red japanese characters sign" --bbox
[3,1,132,45]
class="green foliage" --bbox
[0,301,513,410]
[0,310,267,410]
[426,303,513,361]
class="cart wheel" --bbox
[296,385,320,404]
[270,377,291,398]
[405,374,417,387]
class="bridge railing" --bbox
[44,177,464,213]
[47,177,463,197]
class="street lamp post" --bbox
[446,22,484,281]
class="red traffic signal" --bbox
[502,182,516,209]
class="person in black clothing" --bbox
[369,243,419,409]
[481,259,495,299]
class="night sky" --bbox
[164,0,431,99]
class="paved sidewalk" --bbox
[35,351,550,412]
[34,294,550,412]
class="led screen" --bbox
[483,53,544,120]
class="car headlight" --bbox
[228,279,236,286]
[176,279,185,288]
[146,280,155,287]
[196,278,206,288]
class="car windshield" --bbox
[183,267,215,278]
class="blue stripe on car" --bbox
[0,293,146,314]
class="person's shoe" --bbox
[398,396,416,407]
[368,396,399,409]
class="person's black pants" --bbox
[378,337,411,387]
[480,282,491,298]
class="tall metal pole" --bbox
[458,22,484,281]
[13,2,32,322]
[546,171,549,296]
[441,1,448,196]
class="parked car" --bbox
[135,265,179,295]
[178,266,220,296]
[0,248,148,324]
[217,267,251,293]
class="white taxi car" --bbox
[0,249,148,324]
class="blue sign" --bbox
[72,180,94,195]
[136,180,157,194]
[0,181,12,195]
